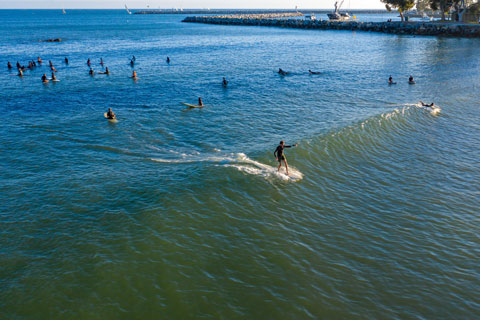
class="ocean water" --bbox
[1,10,479,319]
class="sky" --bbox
[0,0,386,10]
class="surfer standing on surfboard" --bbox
[274,141,298,176]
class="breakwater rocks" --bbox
[182,15,480,38]
[39,38,62,42]
[205,12,303,19]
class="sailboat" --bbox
[125,4,132,15]
[327,1,351,21]
[62,8,66,14]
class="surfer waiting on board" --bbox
[278,68,287,75]
[89,68,95,76]
[167,56,170,64]
[132,70,137,79]
[41,74,48,82]
[389,75,393,83]
[198,97,203,106]
[87,58,91,66]
[7,61,12,69]
[51,72,57,81]
[17,68,23,77]
[106,108,116,119]
[105,67,110,75]
[65,57,69,64]
[274,141,298,176]
[222,77,228,87]
[409,75,415,83]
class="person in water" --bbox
[100,58,104,66]
[420,101,435,108]
[278,68,287,75]
[51,72,57,81]
[49,60,53,67]
[105,67,110,75]
[37,57,42,64]
[132,55,136,62]
[87,58,91,66]
[409,75,415,83]
[222,77,228,87]
[16,61,21,69]
[198,97,203,107]
[89,68,95,76]
[132,70,137,79]
[274,141,298,176]
[130,59,134,67]
[166,56,170,64]
[65,57,69,64]
[50,65,56,72]
[41,74,48,82]
[7,61,12,69]
[106,108,116,119]
[389,75,393,83]
[17,68,23,77]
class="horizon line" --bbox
[0,8,387,10]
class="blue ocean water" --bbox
[1,10,479,319]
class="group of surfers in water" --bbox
[8,55,173,82]
[388,75,416,85]
[10,59,433,175]
[278,68,321,75]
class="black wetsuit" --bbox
[274,145,292,162]
[106,111,115,119]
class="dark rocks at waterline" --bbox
[39,38,62,42]
[182,16,480,38]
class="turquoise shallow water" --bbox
[1,10,479,319]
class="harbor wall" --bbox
[182,15,480,38]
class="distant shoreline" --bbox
[134,9,389,15]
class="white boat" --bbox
[125,4,132,15]
[420,12,433,21]
[327,1,351,21]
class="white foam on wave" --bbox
[150,152,303,182]
[222,153,303,182]
[414,102,441,115]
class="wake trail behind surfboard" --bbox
[151,152,303,182]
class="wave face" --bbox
[1,10,479,320]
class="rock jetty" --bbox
[182,14,480,38]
